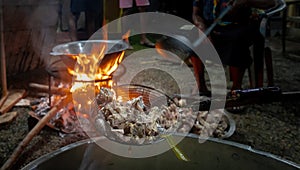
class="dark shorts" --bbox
[71,0,102,14]
[211,23,261,68]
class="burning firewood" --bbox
[29,83,70,95]
[29,94,90,134]
[1,95,72,170]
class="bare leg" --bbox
[264,47,274,86]
[227,66,247,113]
[190,56,209,95]
[229,66,246,90]
[85,11,96,38]
[121,8,134,49]
[68,12,79,41]
[138,6,155,47]
[253,33,265,87]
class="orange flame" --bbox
[64,23,127,117]
[122,30,131,42]
[67,49,125,93]
[67,19,125,93]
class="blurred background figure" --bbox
[158,0,194,22]
[69,0,104,40]
[191,0,276,93]
[119,0,155,49]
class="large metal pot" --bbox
[22,134,300,170]
[50,40,128,68]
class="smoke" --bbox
[3,1,60,76]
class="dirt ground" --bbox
[0,35,300,169]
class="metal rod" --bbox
[176,87,300,111]
[193,5,232,47]
[48,74,52,106]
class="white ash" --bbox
[96,87,116,107]
[191,109,230,138]
[94,87,184,144]
[94,88,233,143]
[33,97,51,117]
[30,95,89,134]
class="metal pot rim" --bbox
[50,40,129,56]
[22,133,300,170]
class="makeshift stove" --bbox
[29,40,128,134]
[28,39,235,143]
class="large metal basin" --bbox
[48,40,128,80]
[22,134,299,170]
[50,40,128,69]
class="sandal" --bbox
[225,106,245,114]
[226,90,246,114]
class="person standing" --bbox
[69,0,103,40]
[191,0,276,93]
[119,0,155,49]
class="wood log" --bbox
[29,83,70,95]
[0,111,17,125]
[0,89,26,115]
[0,92,8,109]
[0,95,72,170]
[0,0,8,107]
